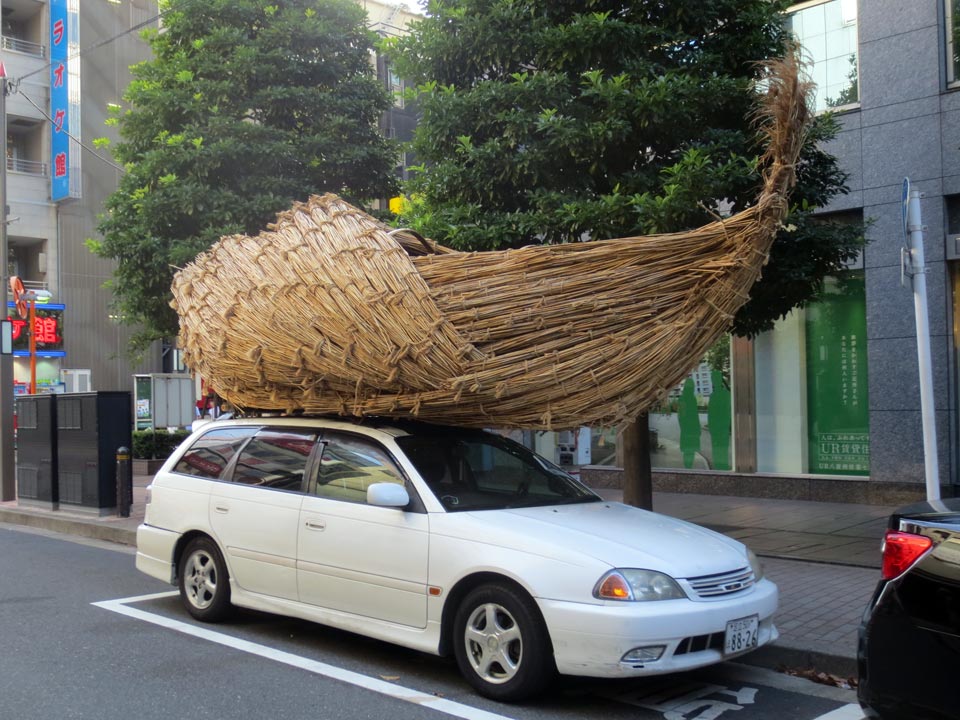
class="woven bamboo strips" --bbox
[172,53,812,430]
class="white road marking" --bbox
[811,704,866,720]
[93,592,514,720]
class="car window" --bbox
[229,429,318,491]
[314,433,405,504]
[172,427,257,479]
[397,429,598,511]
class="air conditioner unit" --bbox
[60,369,91,393]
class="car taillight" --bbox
[881,530,933,580]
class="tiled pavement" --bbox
[0,477,891,677]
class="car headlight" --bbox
[747,548,764,582]
[594,569,685,602]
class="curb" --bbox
[738,642,857,680]
[0,507,137,547]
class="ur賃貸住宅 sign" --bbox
[50,0,70,201]
[805,274,870,475]
[5,302,65,357]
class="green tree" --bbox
[90,0,398,354]
[389,0,864,507]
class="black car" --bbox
[857,497,960,720]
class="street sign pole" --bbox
[0,69,15,501]
[902,178,940,501]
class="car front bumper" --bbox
[540,577,779,677]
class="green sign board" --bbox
[805,273,869,475]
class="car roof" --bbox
[193,414,490,440]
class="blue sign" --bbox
[901,177,911,245]
[50,0,69,201]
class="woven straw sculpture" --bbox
[172,54,812,430]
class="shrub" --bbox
[132,429,190,459]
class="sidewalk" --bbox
[0,476,887,678]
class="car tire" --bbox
[178,536,231,622]
[452,582,555,702]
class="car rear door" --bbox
[208,427,318,601]
[297,430,429,628]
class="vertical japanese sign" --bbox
[50,0,70,201]
[805,272,870,475]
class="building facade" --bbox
[588,1,960,503]
[2,0,161,395]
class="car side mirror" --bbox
[367,482,410,508]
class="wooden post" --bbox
[621,413,653,510]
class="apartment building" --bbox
[1,0,161,395]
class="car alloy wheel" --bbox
[453,582,554,701]
[464,602,523,684]
[178,537,231,622]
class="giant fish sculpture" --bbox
[172,54,812,430]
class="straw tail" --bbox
[752,49,815,239]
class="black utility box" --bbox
[14,394,58,509]
[56,392,132,514]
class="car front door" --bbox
[297,431,429,628]
[208,427,317,601]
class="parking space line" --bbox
[811,705,865,720]
[93,593,514,720]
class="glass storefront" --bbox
[597,268,870,477]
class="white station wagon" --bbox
[136,417,778,701]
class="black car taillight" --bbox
[881,530,933,580]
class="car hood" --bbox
[452,500,748,579]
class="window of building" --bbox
[389,68,404,108]
[786,0,859,111]
[948,1,960,85]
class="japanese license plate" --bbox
[724,615,759,655]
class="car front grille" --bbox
[685,566,755,599]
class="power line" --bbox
[14,3,175,85]
[17,90,126,174]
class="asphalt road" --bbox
[0,522,864,720]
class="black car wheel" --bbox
[178,536,231,622]
[452,582,554,702]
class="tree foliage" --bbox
[91,0,398,354]
[388,0,864,337]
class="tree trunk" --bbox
[621,413,653,510]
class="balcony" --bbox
[1,34,42,57]
[7,156,45,176]
[1,0,45,59]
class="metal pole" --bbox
[28,297,35,394]
[907,189,940,501]
[0,70,15,501]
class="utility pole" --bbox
[0,65,15,501]
[901,177,940,501]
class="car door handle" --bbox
[214,505,229,514]
[305,520,326,531]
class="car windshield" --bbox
[396,428,600,512]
